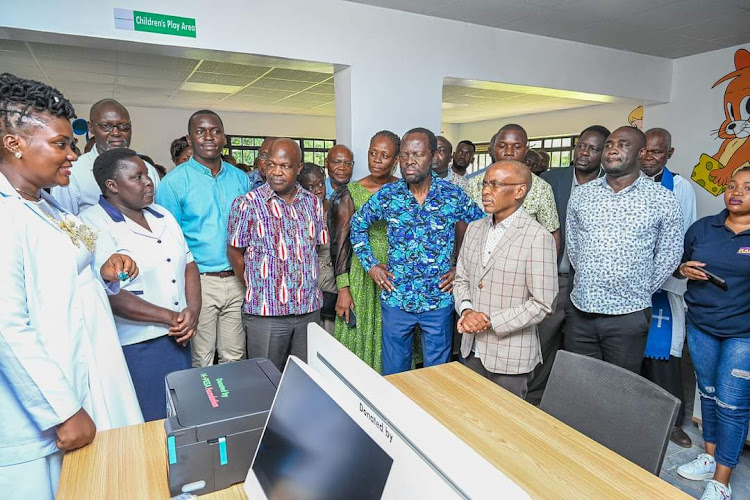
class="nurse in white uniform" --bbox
[0,73,143,500]
[81,148,200,421]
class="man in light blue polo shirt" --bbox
[157,109,250,367]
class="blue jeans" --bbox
[381,303,454,375]
[688,322,750,468]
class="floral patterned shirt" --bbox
[351,172,484,313]
[566,176,683,315]
[466,172,560,232]
[227,183,328,316]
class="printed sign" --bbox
[114,8,196,38]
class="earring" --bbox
[14,151,22,159]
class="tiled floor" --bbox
[658,350,750,499]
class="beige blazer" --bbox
[454,209,558,375]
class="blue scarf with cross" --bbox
[644,167,675,360]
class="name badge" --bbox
[739,247,750,255]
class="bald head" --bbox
[642,127,675,177]
[266,138,303,198]
[269,137,302,165]
[645,128,672,150]
[90,98,127,120]
[601,126,647,177]
[88,98,132,152]
[482,160,531,219]
[326,144,354,191]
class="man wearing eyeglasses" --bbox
[52,99,160,214]
[247,137,276,191]
[454,160,558,397]
[324,144,354,199]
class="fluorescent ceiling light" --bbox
[179,82,243,93]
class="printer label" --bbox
[201,372,220,408]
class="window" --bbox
[223,136,336,168]
[468,133,578,175]
[529,135,577,169]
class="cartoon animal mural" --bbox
[692,48,750,196]
[628,106,643,130]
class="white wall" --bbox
[2,0,673,179]
[452,103,641,144]
[71,103,335,169]
[647,43,750,218]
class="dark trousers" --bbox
[243,310,320,371]
[122,335,191,421]
[564,304,651,373]
[642,355,686,424]
[461,352,533,399]
[527,274,569,404]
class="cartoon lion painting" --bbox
[692,48,750,195]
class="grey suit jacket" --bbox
[453,209,558,375]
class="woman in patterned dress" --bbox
[328,130,400,372]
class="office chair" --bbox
[540,350,680,475]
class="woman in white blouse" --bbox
[0,74,143,500]
[81,148,200,421]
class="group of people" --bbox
[1,70,748,500]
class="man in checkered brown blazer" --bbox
[454,160,558,398]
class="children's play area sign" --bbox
[114,9,196,38]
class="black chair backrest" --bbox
[540,350,680,475]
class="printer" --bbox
[164,358,281,496]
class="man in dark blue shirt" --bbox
[351,127,484,375]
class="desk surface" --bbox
[59,362,688,499]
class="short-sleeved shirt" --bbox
[467,173,559,232]
[351,172,485,313]
[156,157,250,272]
[683,209,750,338]
[227,183,328,316]
[80,197,193,346]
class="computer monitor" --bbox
[247,357,393,500]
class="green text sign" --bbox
[114,8,196,38]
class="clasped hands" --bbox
[457,309,492,334]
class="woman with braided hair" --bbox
[0,73,143,499]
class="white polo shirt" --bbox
[52,148,161,215]
[80,197,193,346]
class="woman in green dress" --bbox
[329,130,400,372]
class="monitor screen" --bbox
[252,359,393,500]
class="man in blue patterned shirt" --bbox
[564,126,683,373]
[351,127,484,375]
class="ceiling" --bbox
[0,38,639,124]
[441,78,639,123]
[346,0,750,58]
[0,39,336,116]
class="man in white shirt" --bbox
[640,127,697,448]
[51,99,159,214]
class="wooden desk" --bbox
[388,362,689,499]
[59,362,689,499]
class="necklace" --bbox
[14,187,41,201]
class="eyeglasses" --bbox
[481,181,526,190]
[329,159,354,167]
[93,122,132,133]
